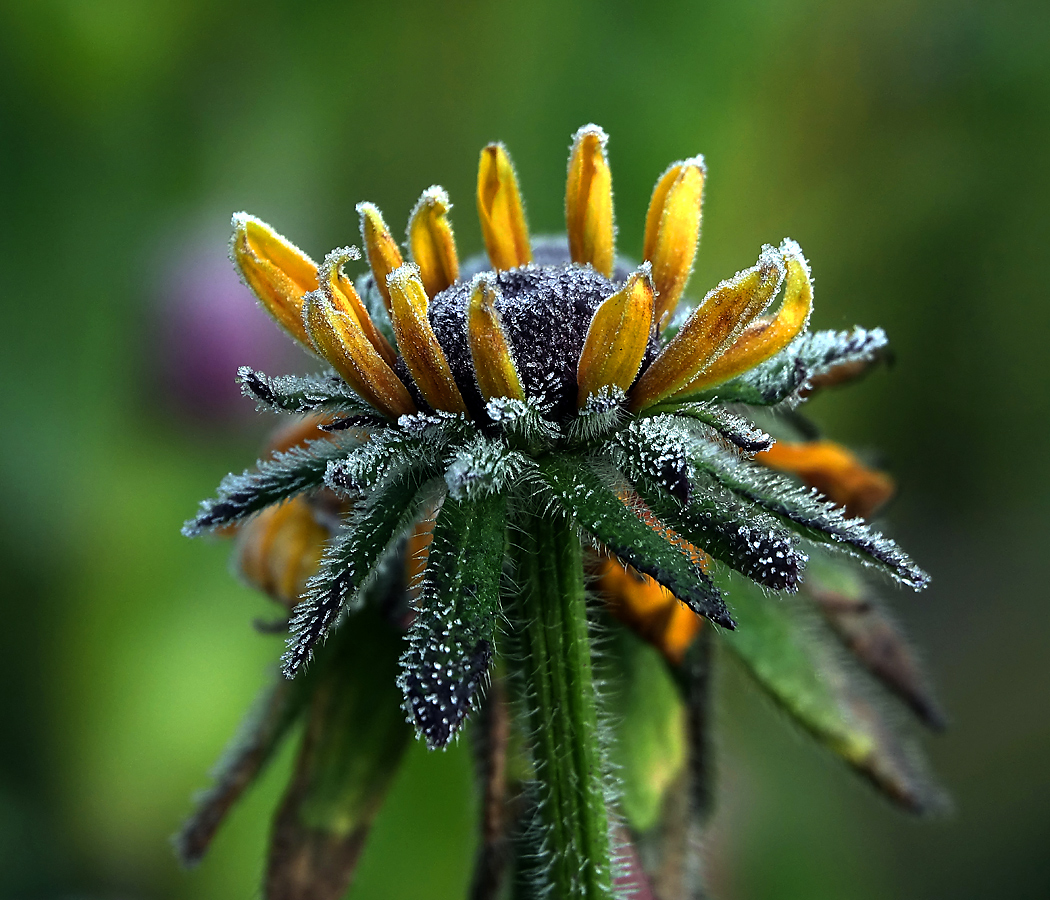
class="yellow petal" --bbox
[466,274,524,402]
[629,245,785,412]
[408,186,460,298]
[358,202,404,313]
[566,124,615,278]
[576,266,654,406]
[302,291,416,421]
[681,239,814,393]
[642,157,706,328]
[477,143,532,270]
[756,439,895,520]
[386,264,468,414]
[317,247,398,368]
[230,213,318,348]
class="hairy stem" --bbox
[510,508,613,899]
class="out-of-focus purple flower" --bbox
[153,240,308,423]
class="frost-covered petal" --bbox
[408,186,460,298]
[566,124,615,278]
[467,274,525,402]
[477,143,532,270]
[358,202,404,313]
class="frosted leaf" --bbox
[444,435,529,501]
[568,385,627,444]
[326,429,425,494]
[689,437,928,590]
[538,455,733,627]
[182,434,361,537]
[485,396,561,448]
[657,401,773,453]
[237,367,376,416]
[691,327,890,408]
[282,467,438,677]
[609,417,694,503]
[399,493,506,748]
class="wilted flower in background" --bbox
[179,125,943,900]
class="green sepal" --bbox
[237,366,377,417]
[687,327,889,407]
[718,569,943,813]
[282,466,438,676]
[689,439,929,590]
[267,604,413,899]
[182,434,360,536]
[646,402,773,453]
[538,455,733,628]
[400,491,508,748]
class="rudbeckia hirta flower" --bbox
[180,124,941,900]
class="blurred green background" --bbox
[1,0,1048,897]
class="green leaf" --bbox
[718,569,943,813]
[282,466,437,677]
[688,327,889,407]
[399,492,508,748]
[538,455,733,628]
[182,434,360,537]
[646,401,773,453]
[237,366,376,416]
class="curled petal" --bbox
[236,496,328,608]
[387,264,468,414]
[302,292,416,421]
[566,124,615,277]
[576,266,654,406]
[358,202,404,313]
[684,239,814,393]
[318,247,398,367]
[409,186,460,298]
[629,246,785,411]
[756,440,895,520]
[467,275,524,402]
[596,556,702,665]
[477,143,532,270]
[230,213,318,347]
[642,157,706,328]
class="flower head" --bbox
[181,126,940,898]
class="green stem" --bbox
[510,508,613,900]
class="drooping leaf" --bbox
[718,569,943,813]
[237,366,377,416]
[282,466,437,677]
[174,673,311,867]
[689,437,928,590]
[399,492,508,748]
[267,604,412,900]
[183,435,360,537]
[539,455,733,628]
[804,550,947,730]
[688,327,889,408]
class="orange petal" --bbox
[683,238,814,393]
[477,143,532,270]
[629,245,785,411]
[576,266,654,406]
[236,497,328,608]
[358,202,404,313]
[230,213,319,348]
[566,124,615,278]
[408,186,460,298]
[595,556,702,665]
[317,247,398,368]
[302,291,416,421]
[386,264,468,414]
[642,157,706,328]
[756,440,895,520]
[467,274,524,402]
